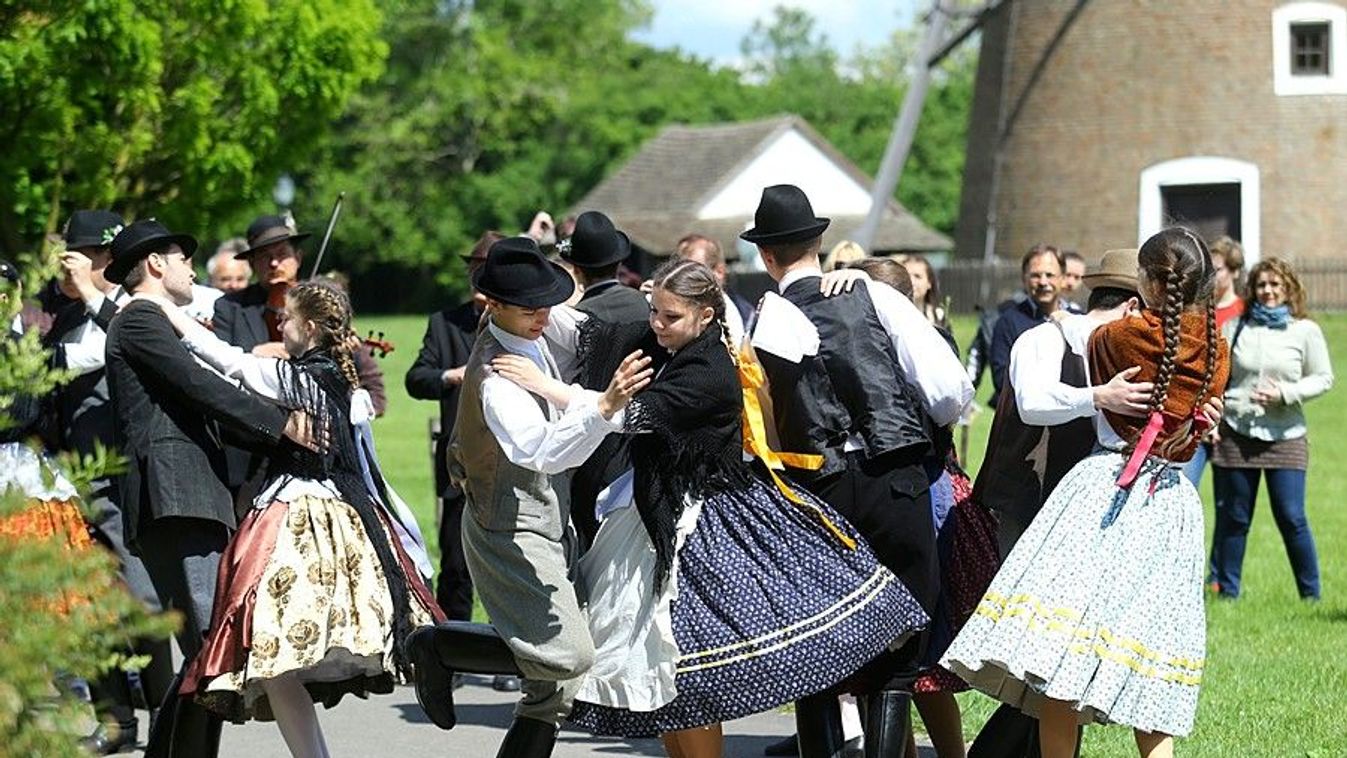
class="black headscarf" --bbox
[576,320,753,593]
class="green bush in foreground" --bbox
[0,248,173,756]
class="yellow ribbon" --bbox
[737,345,856,550]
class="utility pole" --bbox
[853,1,1003,252]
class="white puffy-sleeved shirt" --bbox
[478,317,624,476]
[1010,316,1096,426]
[756,267,974,439]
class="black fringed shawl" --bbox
[273,350,417,677]
[576,321,754,594]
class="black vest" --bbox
[757,277,931,480]
[971,329,1095,526]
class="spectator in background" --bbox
[822,239,866,272]
[1061,249,1086,301]
[1210,258,1333,601]
[674,233,752,345]
[901,254,951,333]
[988,244,1075,408]
[207,240,252,293]
[1184,235,1247,486]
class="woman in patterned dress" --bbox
[491,259,927,758]
[142,281,442,758]
[942,228,1229,758]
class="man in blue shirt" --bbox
[988,244,1079,408]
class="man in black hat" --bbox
[102,219,318,758]
[213,213,310,356]
[404,232,510,686]
[561,211,648,324]
[408,237,652,758]
[36,210,179,753]
[555,211,649,547]
[744,184,972,758]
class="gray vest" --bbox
[448,328,573,540]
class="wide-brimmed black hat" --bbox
[63,210,125,250]
[740,184,830,245]
[104,219,199,285]
[237,213,311,259]
[560,211,630,268]
[472,237,575,308]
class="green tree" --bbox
[0,0,386,255]
[0,249,174,755]
[740,9,977,238]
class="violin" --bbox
[362,330,395,359]
[263,280,292,342]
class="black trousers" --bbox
[137,517,229,758]
[436,493,474,621]
[809,451,939,692]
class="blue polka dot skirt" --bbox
[568,472,928,737]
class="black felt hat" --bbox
[739,184,830,245]
[104,220,199,285]
[560,211,630,268]
[63,210,126,250]
[472,236,575,308]
[237,213,311,259]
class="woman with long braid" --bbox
[137,281,443,758]
[942,228,1229,758]
[490,259,927,758]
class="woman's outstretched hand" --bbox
[490,354,573,409]
[819,268,868,297]
[598,350,654,420]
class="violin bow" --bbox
[307,191,346,279]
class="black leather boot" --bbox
[863,690,911,758]
[795,693,845,758]
[408,625,459,730]
[409,621,524,730]
[496,717,557,758]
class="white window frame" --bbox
[1273,2,1347,96]
[1137,157,1261,264]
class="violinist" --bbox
[213,213,311,493]
[212,213,310,358]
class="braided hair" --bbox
[286,280,361,389]
[1137,227,1218,455]
[649,258,737,364]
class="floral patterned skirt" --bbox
[182,493,441,722]
[941,452,1206,736]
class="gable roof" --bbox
[573,115,951,258]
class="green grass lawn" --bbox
[361,310,1347,757]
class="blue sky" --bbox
[631,0,917,67]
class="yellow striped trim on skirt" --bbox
[974,591,1204,686]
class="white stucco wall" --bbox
[696,128,874,219]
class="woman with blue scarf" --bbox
[1210,258,1334,600]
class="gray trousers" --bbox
[461,515,594,726]
[136,517,228,660]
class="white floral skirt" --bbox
[941,451,1206,737]
[183,493,439,722]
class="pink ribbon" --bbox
[1116,411,1165,489]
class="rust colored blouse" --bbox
[1089,310,1231,462]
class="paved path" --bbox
[109,675,796,757]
